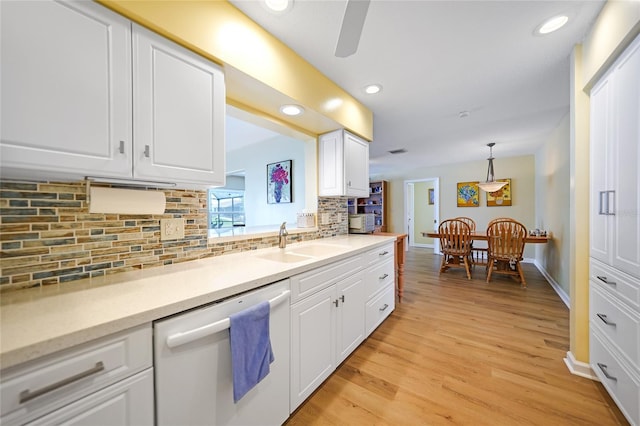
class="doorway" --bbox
[405,178,439,253]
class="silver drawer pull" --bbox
[596,276,616,286]
[379,273,389,280]
[596,313,616,326]
[118,140,125,154]
[379,251,389,256]
[19,361,105,404]
[379,303,389,312]
[597,363,617,381]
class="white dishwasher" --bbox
[154,279,290,426]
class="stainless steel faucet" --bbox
[278,222,288,248]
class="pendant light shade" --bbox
[478,143,508,192]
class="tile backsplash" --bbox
[0,180,350,292]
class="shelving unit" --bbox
[349,180,388,232]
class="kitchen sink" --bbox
[258,252,315,263]
[288,243,347,257]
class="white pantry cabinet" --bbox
[0,0,225,188]
[318,129,370,197]
[589,33,640,426]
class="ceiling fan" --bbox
[335,0,371,58]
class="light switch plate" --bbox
[160,218,184,241]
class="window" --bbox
[209,189,245,229]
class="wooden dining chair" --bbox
[486,219,528,287]
[455,216,486,266]
[438,219,473,280]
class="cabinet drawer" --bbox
[590,329,640,426]
[290,254,363,303]
[590,285,640,369]
[1,325,151,423]
[591,258,640,310]
[366,283,395,334]
[366,258,395,299]
[365,243,394,266]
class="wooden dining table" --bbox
[421,231,550,244]
[422,230,549,267]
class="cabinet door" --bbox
[290,285,336,411]
[344,132,370,197]
[590,75,613,265]
[610,36,640,278]
[0,0,132,180]
[336,271,365,364]
[26,369,154,426]
[318,130,345,196]
[133,24,225,187]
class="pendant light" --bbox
[478,143,508,192]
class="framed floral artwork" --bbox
[457,181,479,207]
[486,179,512,206]
[267,160,292,204]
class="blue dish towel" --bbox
[229,301,274,403]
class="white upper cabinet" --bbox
[0,1,225,188]
[0,1,132,180]
[132,25,225,186]
[318,129,370,197]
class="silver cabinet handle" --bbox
[596,313,616,326]
[598,191,607,215]
[19,361,105,404]
[379,251,389,256]
[379,273,389,280]
[118,141,125,154]
[379,303,389,312]
[333,299,339,307]
[607,190,615,215]
[596,276,616,286]
[597,363,617,381]
[144,145,150,158]
[340,295,345,303]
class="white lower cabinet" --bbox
[26,370,153,426]
[290,243,395,412]
[290,270,365,411]
[0,325,153,426]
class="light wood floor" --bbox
[286,247,628,425]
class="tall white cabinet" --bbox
[0,0,225,188]
[589,34,640,426]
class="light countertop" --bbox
[0,234,395,370]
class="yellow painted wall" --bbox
[98,0,373,141]
[380,155,536,257]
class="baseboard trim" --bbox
[564,351,598,380]
[534,260,570,309]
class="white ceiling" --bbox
[228,0,605,175]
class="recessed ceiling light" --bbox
[459,111,470,119]
[364,84,382,95]
[280,104,304,116]
[264,0,293,13]
[536,15,569,35]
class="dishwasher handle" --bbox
[166,290,290,349]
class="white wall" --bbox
[413,181,435,245]
[227,135,306,227]
[535,113,571,297]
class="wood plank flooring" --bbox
[286,247,628,425]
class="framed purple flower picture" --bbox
[267,160,292,204]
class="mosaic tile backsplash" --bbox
[0,180,350,292]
